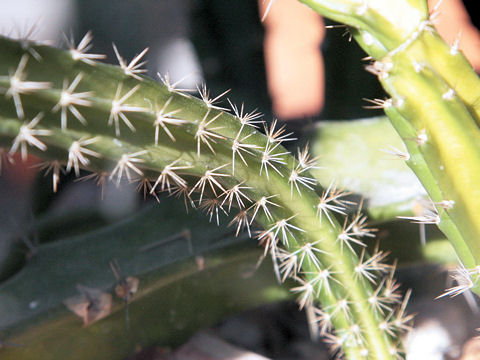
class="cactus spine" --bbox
[300,0,480,294]
[0,34,408,359]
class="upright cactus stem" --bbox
[384,105,477,270]
[300,0,480,295]
[382,53,480,262]
[0,35,409,359]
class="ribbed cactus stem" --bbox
[384,105,477,271]
[0,36,407,359]
[300,0,480,297]
[382,56,480,263]
[412,30,480,124]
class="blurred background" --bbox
[1,0,479,124]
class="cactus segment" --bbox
[380,47,480,266]
[412,30,480,125]
[0,200,290,360]
[299,0,480,297]
[0,36,408,359]
[384,106,477,272]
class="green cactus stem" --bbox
[0,199,290,360]
[300,0,480,295]
[0,34,408,359]
[384,105,476,271]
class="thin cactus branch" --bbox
[299,0,480,297]
[0,35,407,359]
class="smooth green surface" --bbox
[384,106,476,270]
[0,198,288,360]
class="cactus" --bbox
[3,0,480,357]
[299,0,480,292]
[0,33,409,359]
[0,198,290,360]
